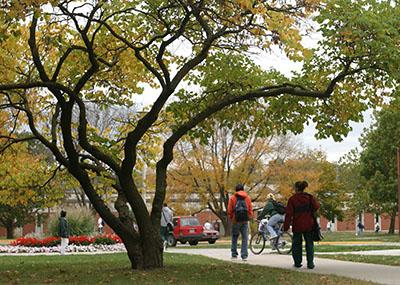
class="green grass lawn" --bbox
[318,254,400,267]
[0,253,378,285]
[315,245,400,252]
[321,232,400,242]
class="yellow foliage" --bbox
[0,143,63,208]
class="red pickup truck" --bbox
[167,216,203,246]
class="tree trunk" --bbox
[389,212,396,234]
[222,214,232,237]
[6,221,14,239]
[121,228,163,270]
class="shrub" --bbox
[48,207,96,237]
[93,235,117,245]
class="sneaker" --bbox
[307,264,315,269]
[242,257,248,262]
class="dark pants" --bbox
[160,226,168,242]
[292,231,314,267]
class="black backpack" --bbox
[272,200,286,215]
[235,196,249,222]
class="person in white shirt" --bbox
[98,217,105,234]
[204,220,213,230]
[161,203,173,250]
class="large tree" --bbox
[0,0,398,269]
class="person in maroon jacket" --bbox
[283,181,320,269]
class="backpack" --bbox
[235,196,249,222]
[272,200,286,215]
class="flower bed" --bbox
[11,234,122,247]
[0,243,126,254]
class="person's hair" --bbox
[163,203,167,207]
[235,183,244,191]
[60,210,67,217]
[294,181,308,192]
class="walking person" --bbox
[283,181,320,269]
[375,222,380,233]
[160,203,173,250]
[58,210,70,255]
[227,184,253,261]
[356,221,364,236]
[213,220,220,233]
[326,221,332,232]
[98,217,105,234]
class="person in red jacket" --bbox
[227,184,253,261]
[283,181,320,269]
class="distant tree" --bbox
[0,143,63,238]
[338,150,370,221]
[358,99,400,233]
[273,150,346,220]
[168,124,297,235]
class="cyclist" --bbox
[257,193,285,246]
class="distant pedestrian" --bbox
[326,221,332,232]
[356,221,364,236]
[375,222,380,233]
[204,220,213,230]
[161,203,173,250]
[213,220,220,232]
[227,183,253,261]
[58,210,69,255]
[98,217,105,234]
[284,181,320,269]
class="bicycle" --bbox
[250,219,293,255]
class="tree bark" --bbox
[221,214,232,237]
[6,221,14,239]
[119,226,163,270]
[389,212,396,234]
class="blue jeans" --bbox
[231,222,248,259]
[267,214,285,239]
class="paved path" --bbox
[168,248,400,285]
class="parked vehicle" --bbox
[199,229,219,244]
[167,216,203,247]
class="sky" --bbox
[298,112,372,162]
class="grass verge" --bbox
[317,254,400,267]
[0,252,378,285]
[321,232,400,242]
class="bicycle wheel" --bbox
[250,232,266,255]
[275,232,293,254]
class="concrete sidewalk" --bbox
[168,248,400,285]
